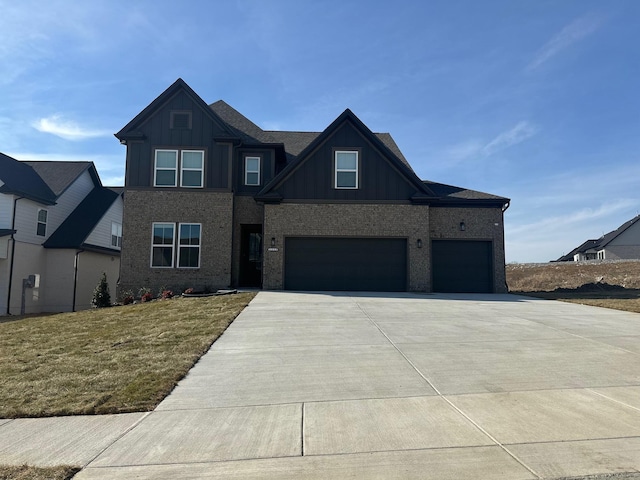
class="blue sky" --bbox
[1,0,639,263]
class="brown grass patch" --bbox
[0,293,255,418]
[507,260,640,314]
[0,465,79,480]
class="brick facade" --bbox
[119,189,233,296]
[263,203,431,291]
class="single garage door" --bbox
[432,240,493,293]
[284,237,407,291]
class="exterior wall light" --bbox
[417,239,422,248]
[459,222,466,231]
[271,237,276,247]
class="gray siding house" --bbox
[116,79,510,295]
[556,214,640,262]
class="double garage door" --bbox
[284,237,494,293]
[284,237,407,291]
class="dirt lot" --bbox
[506,260,640,313]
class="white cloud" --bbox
[481,121,537,157]
[32,115,111,141]
[527,13,602,71]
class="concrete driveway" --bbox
[6,291,640,479]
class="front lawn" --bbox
[0,293,255,418]
[0,465,80,480]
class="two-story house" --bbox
[116,79,509,295]
[0,153,123,315]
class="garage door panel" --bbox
[432,240,493,293]
[284,237,407,291]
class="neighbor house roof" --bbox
[0,153,57,204]
[44,187,120,251]
[24,161,97,197]
[556,214,640,261]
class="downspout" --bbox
[502,201,510,292]
[6,196,23,315]
[72,249,84,312]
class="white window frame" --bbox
[334,150,359,189]
[244,156,261,186]
[178,223,201,268]
[154,150,178,187]
[180,150,204,188]
[111,222,122,248]
[151,223,175,268]
[36,209,48,237]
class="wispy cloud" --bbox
[32,115,111,141]
[442,121,537,164]
[527,13,603,71]
[482,121,537,157]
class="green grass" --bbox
[0,465,79,480]
[0,293,255,418]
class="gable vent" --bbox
[170,111,192,129]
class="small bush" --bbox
[123,295,134,305]
[92,272,111,308]
[141,292,154,303]
[161,290,174,299]
[184,287,194,294]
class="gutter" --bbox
[72,249,84,312]
[6,196,23,315]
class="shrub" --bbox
[161,290,174,299]
[92,272,111,308]
[141,292,154,303]
[184,287,194,294]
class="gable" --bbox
[118,80,235,189]
[259,112,429,202]
[605,217,640,247]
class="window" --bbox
[151,223,175,267]
[154,149,205,188]
[154,150,178,187]
[335,151,358,189]
[111,222,122,248]
[245,156,261,186]
[180,151,204,188]
[178,223,201,268]
[170,111,192,129]
[36,209,47,236]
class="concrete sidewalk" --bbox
[4,291,640,479]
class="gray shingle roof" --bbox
[0,153,57,204]
[44,187,119,250]
[24,161,95,197]
[423,180,509,201]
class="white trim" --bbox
[151,222,175,268]
[180,150,204,188]
[244,156,261,186]
[154,150,178,187]
[334,150,359,189]
[111,222,122,248]
[178,222,202,268]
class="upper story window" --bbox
[36,209,48,236]
[181,151,204,188]
[335,150,359,189]
[244,156,261,186]
[154,150,178,187]
[170,111,192,129]
[154,149,204,188]
[111,222,122,248]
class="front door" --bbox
[239,224,263,287]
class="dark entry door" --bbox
[240,225,262,287]
[284,237,407,291]
[432,240,493,293]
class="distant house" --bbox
[115,78,510,294]
[0,153,123,315]
[556,214,640,262]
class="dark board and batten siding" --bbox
[284,237,408,291]
[125,90,230,189]
[432,240,494,293]
[278,122,417,201]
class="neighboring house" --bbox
[0,153,123,315]
[115,78,510,295]
[556,214,640,262]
